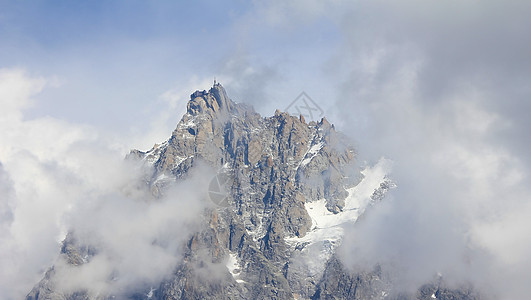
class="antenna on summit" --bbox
[214,77,217,86]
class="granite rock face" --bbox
[312,257,480,300]
[28,84,479,300]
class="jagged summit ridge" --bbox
[133,83,354,203]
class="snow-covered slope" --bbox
[286,158,394,276]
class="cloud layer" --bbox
[315,1,531,298]
[0,69,213,298]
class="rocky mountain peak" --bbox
[186,83,234,116]
[26,84,477,300]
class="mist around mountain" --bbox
[2,1,531,299]
[21,84,483,300]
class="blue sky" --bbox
[0,1,341,146]
[0,1,243,55]
[2,1,531,298]
[1,1,247,137]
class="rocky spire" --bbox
[210,82,232,111]
[186,83,233,116]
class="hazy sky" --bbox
[1,1,531,299]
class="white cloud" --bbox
[0,68,210,298]
[310,1,531,297]
[52,164,212,297]
[0,69,86,298]
[0,69,46,121]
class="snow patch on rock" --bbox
[142,140,169,165]
[286,157,393,276]
[226,252,245,283]
[299,141,324,167]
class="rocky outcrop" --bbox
[26,235,99,300]
[312,257,391,300]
